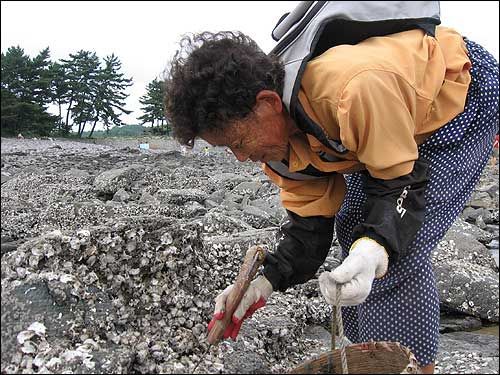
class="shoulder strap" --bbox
[271,1,441,117]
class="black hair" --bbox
[164,31,284,147]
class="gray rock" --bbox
[462,206,480,222]
[232,181,263,198]
[112,188,130,202]
[208,189,225,204]
[1,172,13,184]
[441,220,498,268]
[476,215,488,230]
[439,315,483,333]
[209,172,249,190]
[1,241,21,256]
[64,168,90,178]
[201,211,254,235]
[1,217,214,374]
[241,204,279,228]
[249,196,287,223]
[468,191,493,209]
[221,342,271,374]
[203,199,219,210]
[447,217,496,244]
[204,228,278,256]
[485,223,500,235]
[138,191,159,205]
[433,249,499,322]
[155,188,208,205]
[184,201,207,218]
[1,137,498,374]
[93,166,140,197]
[436,332,499,374]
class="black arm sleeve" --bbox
[263,210,334,292]
[352,157,430,263]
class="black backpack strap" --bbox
[294,101,349,155]
[417,22,437,37]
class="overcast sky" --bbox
[2,1,499,129]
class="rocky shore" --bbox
[1,137,498,374]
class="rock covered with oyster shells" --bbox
[1,137,498,374]
[432,219,499,322]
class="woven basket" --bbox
[290,341,420,374]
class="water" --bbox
[472,324,499,337]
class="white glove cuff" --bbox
[350,237,389,279]
[253,275,274,300]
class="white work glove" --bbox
[318,237,389,306]
[208,275,273,340]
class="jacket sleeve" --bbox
[260,165,343,291]
[352,157,430,263]
[263,210,334,292]
[336,70,431,262]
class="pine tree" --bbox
[29,47,53,108]
[88,54,132,138]
[1,46,32,101]
[60,50,101,136]
[138,78,169,134]
[48,62,71,134]
[1,46,57,136]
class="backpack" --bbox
[270,1,441,153]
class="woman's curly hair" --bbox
[164,31,284,147]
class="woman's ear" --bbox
[255,90,283,114]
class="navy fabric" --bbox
[334,38,499,367]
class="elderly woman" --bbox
[164,23,499,373]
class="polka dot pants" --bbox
[334,38,499,367]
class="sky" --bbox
[2,1,499,130]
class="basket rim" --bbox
[290,340,421,374]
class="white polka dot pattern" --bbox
[334,38,499,367]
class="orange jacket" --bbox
[263,26,471,218]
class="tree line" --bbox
[1,46,168,138]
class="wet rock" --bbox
[468,191,493,209]
[249,196,287,222]
[486,239,499,250]
[240,205,279,228]
[1,171,13,184]
[439,315,483,333]
[1,240,21,256]
[93,166,141,197]
[209,172,249,191]
[138,191,159,205]
[440,220,498,268]
[1,137,498,374]
[436,332,499,374]
[204,228,278,253]
[432,237,499,322]
[112,188,130,202]
[1,217,212,374]
[232,181,263,198]
[208,189,226,204]
[155,188,208,205]
[201,211,254,235]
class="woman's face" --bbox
[200,90,292,163]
